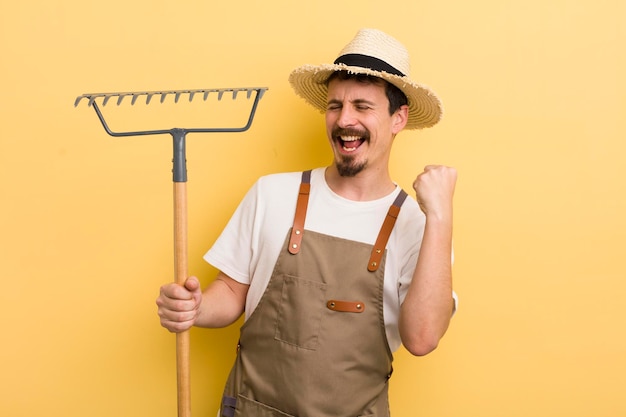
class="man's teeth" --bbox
[341,136,360,151]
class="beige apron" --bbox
[221,171,408,417]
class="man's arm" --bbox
[399,165,457,356]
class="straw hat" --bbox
[288,28,443,130]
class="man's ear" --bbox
[392,105,409,134]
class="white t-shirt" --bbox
[204,168,453,352]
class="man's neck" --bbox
[324,165,396,201]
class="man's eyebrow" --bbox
[351,98,376,106]
[326,98,377,106]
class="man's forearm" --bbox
[399,216,454,356]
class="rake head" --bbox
[75,87,268,137]
[74,87,266,108]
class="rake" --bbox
[75,87,268,417]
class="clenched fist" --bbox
[156,276,203,333]
[413,165,457,219]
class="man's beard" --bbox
[336,155,367,177]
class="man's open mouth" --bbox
[339,135,366,152]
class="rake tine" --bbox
[189,92,196,102]
[131,94,141,105]
[175,92,182,103]
[88,96,98,107]
[203,91,210,101]
[218,90,225,101]
[146,93,156,105]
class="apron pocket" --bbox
[275,274,326,350]
[234,394,295,417]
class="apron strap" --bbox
[367,190,408,272]
[220,395,237,417]
[288,170,312,254]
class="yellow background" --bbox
[1,1,625,416]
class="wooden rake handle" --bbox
[173,133,191,417]
[174,182,191,417]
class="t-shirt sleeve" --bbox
[203,181,260,285]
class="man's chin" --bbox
[336,159,367,177]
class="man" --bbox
[157,28,457,416]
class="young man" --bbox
[157,28,457,416]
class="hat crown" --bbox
[337,28,411,77]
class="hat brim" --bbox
[289,63,443,130]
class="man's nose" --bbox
[337,107,357,127]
